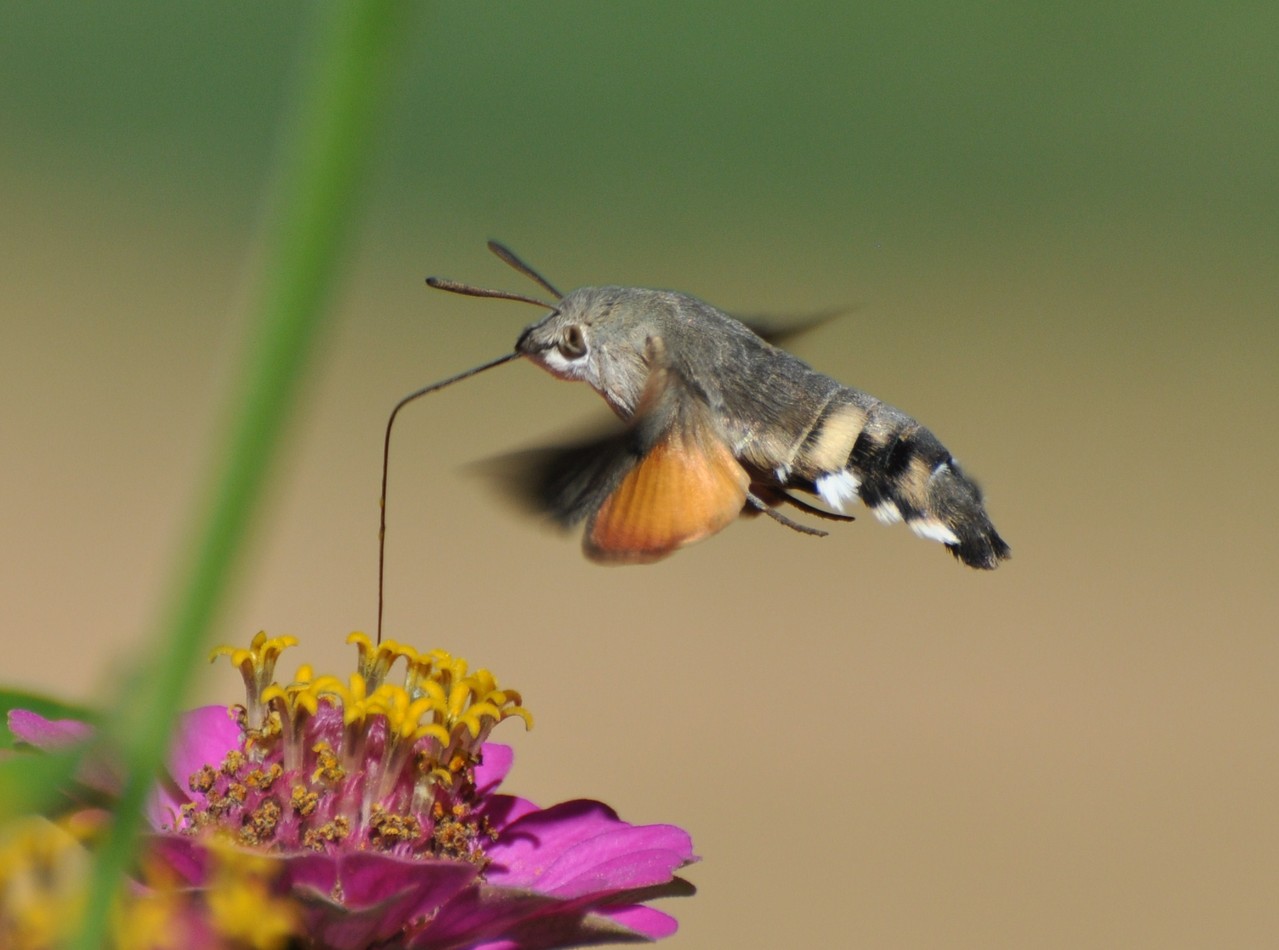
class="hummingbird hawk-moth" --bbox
[416,241,1010,569]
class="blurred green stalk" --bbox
[71,3,409,945]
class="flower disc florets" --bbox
[178,633,532,864]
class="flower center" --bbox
[174,633,531,862]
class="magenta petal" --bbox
[146,833,209,885]
[281,851,479,950]
[144,705,241,830]
[541,846,691,899]
[411,884,672,950]
[494,800,632,858]
[165,706,240,787]
[487,800,695,895]
[474,742,514,795]
[280,850,479,911]
[143,780,186,830]
[403,885,566,949]
[598,905,680,941]
[7,709,120,795]
[477,793,542,834]
[7,709,92,749]
[595,904,680,940]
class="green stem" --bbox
[71,3,408,945]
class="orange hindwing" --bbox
[585,430,748,564]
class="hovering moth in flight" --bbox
[421,242,1010,569]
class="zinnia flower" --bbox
[3,633,696,949]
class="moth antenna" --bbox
[425,277,556,311]
[487,240,564,299]
[377,351,521,644]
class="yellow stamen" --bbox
[262,665,319,772]
[312,672,384,772]
[346,631,418,692]
[210,631,298,728]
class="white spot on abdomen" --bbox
[873,501,903,524]
[816,470,861,511]
[909,518,960,545]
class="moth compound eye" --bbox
[558,325,587,360]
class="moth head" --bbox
[516,287,655,415]
[517,301,594,382]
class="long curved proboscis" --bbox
[377,351,520,643]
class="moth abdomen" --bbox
[788,392,1010,569]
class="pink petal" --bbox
[535,841,696,897]
[404,885,561,949]
[597,904,680,940]
[487,800,695,895]
[145,833,209,884]
[6,709,119,795]
[279,852,479,950]
[166,706,241,787]
[474,742,514,794]
[477,793,542,834]
[144,705,242,829]
[7,705,242,826]
[414,885,673,950]
[7,709,92,749]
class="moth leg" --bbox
[745,491,829,538]
[777,491,856,523]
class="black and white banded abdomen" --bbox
[775,388,1010,569]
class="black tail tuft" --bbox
[947,519,1011,570]
[928,457,1010,569]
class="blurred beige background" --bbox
[1,3,1275,947]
